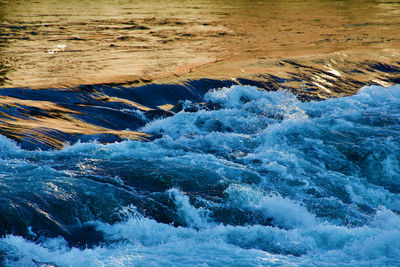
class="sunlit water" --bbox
[1,0,400,88]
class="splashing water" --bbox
[1,85,400,266]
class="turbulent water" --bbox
[0,83,400,266]
[2,0,400,265]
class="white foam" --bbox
[3,206,400,266]
[1,84,400,266]
[168,188,210,229]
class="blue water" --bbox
[1,84,400,266]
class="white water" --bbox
[1,85,400,266]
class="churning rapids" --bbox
[1,84,400,266]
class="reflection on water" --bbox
[1,0,226,88]
[0,0,399,88]
[0,0,400,149]
[0,4,9,86]
[0,61,8,87]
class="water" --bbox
[1,0,400,265]
[1,0,400,89]
[1,84,400,266]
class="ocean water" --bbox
[1,84,400,266]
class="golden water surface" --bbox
[1,0,400,148]
[1,0,399,90]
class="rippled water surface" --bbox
[1,0,400,266]
[1,0,400,88]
